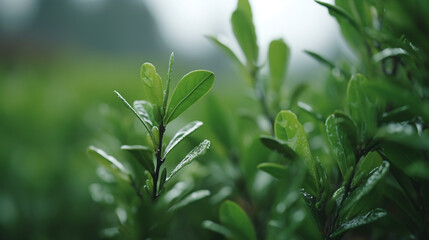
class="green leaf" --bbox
[315,1,359,31]
[373,48,408,62]
[219,200,257,240]
[140,63,164,107]
[133,100,157,129]
[297,102,324,121]
[165,140,210,183]
[231,9,258,65]
[164,121,203,157]
[164,71,215,124]
[158,168,167,192]
[274,110,319,195]
[120,145,155,176]
[88,146,129,182]
[268,39,290,91]
[257,162,288,180]
[331,208,387,237]
[260,135,297,159]
[377,123,429,150]
[346,74,376,143]
[237,0,252,20]
[325,114,355,182]
[163,52,175,111]
[202,220,233,238]
[168,190,210,212]
[304,50,336,69]
[114,91,153,140]
[351,151,383,188]
[342,161,389,213]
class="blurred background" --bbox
[0,0,352,239]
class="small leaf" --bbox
[134,100,157,128]
[88,146,129,181]
[164,121,203,157]
[257,162,288,180]
[168,190,210,212]
[315,1,359,31]
[325,114,355,182]
[373,48,408,62]
[346,74,376,143]
[274,110,319,195]
[268,39,290,91]
[231,9,258,65]
[331,208,387,237]
[140,63,163,107]
[297,102,324,121]
[120,145,155,176]
[304,50,336,69]
[260,135,297,159]
[165,140,210,183]
[219,200,257,240]
[114,91,152,137]
[163,52,175,110]
[351,151,382,188]
[202,220,233,238]
[342,161,389,213]
[164,71,215,124]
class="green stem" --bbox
[153,123,166,199]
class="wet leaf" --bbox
[140,63,164,107]
[331,208,387,237]
[120,145,155,176]
[219,200,257,240]
[257,162,288,180]
[88,146,130,182]
[164,121,203,157]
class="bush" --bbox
[89,0,429,239]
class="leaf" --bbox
[268,39,290,91]
[168,190,210,212]
[315,1,359,31]
[114,91,152,137]
[346,74,376,143]
[325,114,355,182]
[219,200,257,240]
[351,151,383,188]
[260,135,297,159]
[202,220,233,238]
[331,208,387,237]
[373,48,408,62]
[120,145,155,176]
[140,63,163,107]
[133,100,156,129]
[257,162,288,180]
[164,121,203,157]
[164,71,215,124]
[163,52,175,110]
[88,146,129,182]
[304,50,336,69]
[165,140,210,183]
[298,102,324,121]
[274,110,319,195]
[377,123,429,150]
[231,9,258,65]
[236,0,252,20]
[342,161,389,213]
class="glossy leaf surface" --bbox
[140,63,163,107]
[164,121,203,157]
[219,200,257,240]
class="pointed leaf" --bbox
[165,140,210,183]
[331,209,387,237]
[268,39,290,91]
[163,52,175,110]
[114,91,152,136]
[202,220,233,238]
[140,63,163,107]
[168,190,210,212]
[159,168,167,191]
[220,200,257,240]
[274,110,319,195]
[164,121,203,157]
[315,1,359,31]
[346,74,376,143]
[88,146,129,181]
[121,145,155,176]
[133,100,156,129]
[257,162,288,180]
[325,114,355,182]
[343,161,389,213]
[260,135,297,159]
[164,71,214,123]
[231,9,258,65]
[352,151,382,188]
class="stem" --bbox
[153,123,166,199]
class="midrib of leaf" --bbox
[165,73,212,123]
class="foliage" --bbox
[84,0,429,239]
